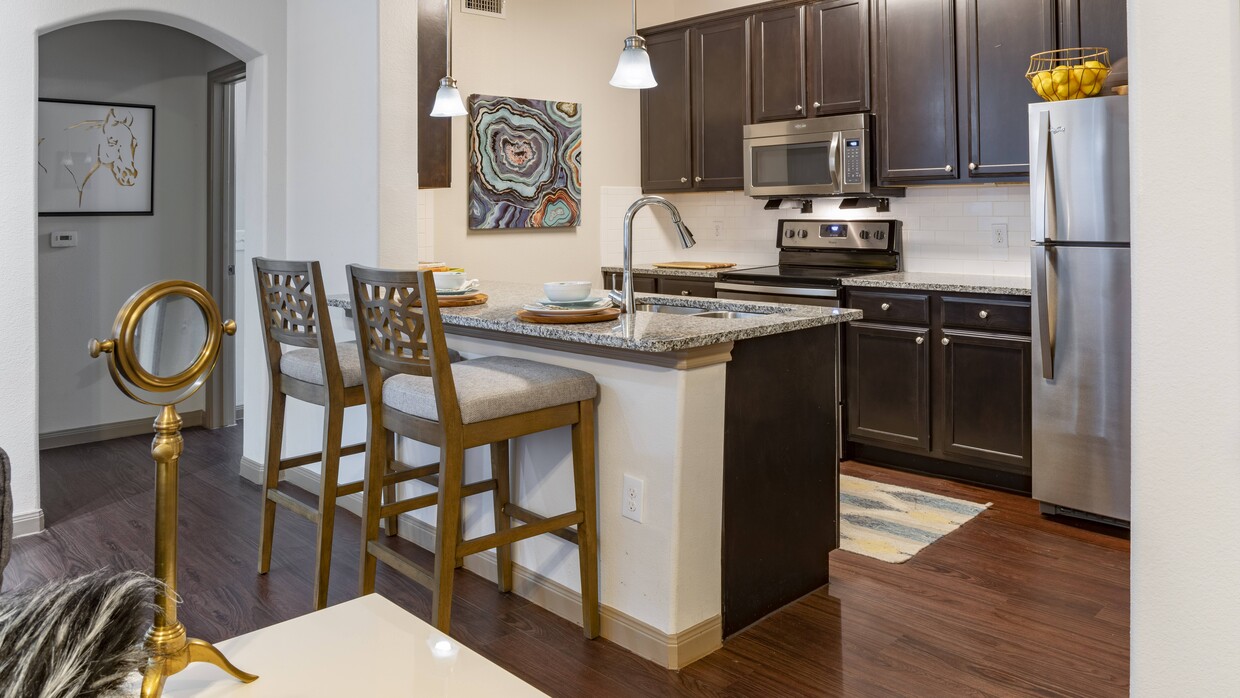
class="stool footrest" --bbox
[267,489,320,523]
[378,478,498,519]
[383,462,439,487]
[458,510,583,559]
[504,503,580,545]
[279,442,366,470]
[367,540,435,590]
[336,479,364,497]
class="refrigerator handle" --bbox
[1032,111,1056,243]
[1035,245,1056,380]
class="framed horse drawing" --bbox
[38,98,155,216]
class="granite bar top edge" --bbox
[842,271,1032,296]
[600,264,737,279]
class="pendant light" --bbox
[430,0,467,117]
[610,0,657,89]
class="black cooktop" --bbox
[719,264,888,287]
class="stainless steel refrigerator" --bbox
[1028,95,1131,525]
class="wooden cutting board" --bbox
[516,308,621,324]
[414,293,487,307]
[652,261,736,270]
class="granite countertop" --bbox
[328,280,860,353]
[842,271,1032,296]
[600,264,737,279]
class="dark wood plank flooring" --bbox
[6,426,1129,696]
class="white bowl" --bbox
[434,271,474,291]
[543,281,592,302]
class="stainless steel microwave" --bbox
[743,113,885,198]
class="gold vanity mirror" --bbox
[89,280,256,697]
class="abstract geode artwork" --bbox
[468,94,582,229]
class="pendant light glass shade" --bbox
[610,36,657,89]
[430,77,467,117]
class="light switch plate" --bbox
[622,474,643,523]
[50,231,77,248]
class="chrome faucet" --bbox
[608,196,696,315]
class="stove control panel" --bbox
[777,219,898,251]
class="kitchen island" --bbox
[330,282,860,668]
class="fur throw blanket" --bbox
[0,570,160,698]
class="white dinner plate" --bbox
[520,304,613,316]
[533,297,608,308]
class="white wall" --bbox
[1,0,288,532]
[604,185,1032,277]
[37,21,237,436]
[428,0,641,283]
[1129,0,1240,694]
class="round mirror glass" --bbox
[133,294,209,378]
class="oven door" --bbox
[743,131,842,198]
[714,282,840,307]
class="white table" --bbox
[162,594,547,696]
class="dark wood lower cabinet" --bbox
[844,288,1033,492]
[602,271,658,294]
[602,272,716,298]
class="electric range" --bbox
[715,219,902,306]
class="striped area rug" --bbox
[839,476,992,563]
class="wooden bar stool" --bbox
[347,265,600,637]
[253,258,402,610]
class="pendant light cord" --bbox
[445,0,454,76]
[631,0,638,36]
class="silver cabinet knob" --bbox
[968,162,977,171]
[944,165,953,173]
[812,101,821,109]
[915,336,924,345]
[941,337,951,346]
[681,290,691,296]
[680,177,688,183]
[694,176,702,182]
[979,310,989,319]
[880,302,891,311]
[795,104,803,112]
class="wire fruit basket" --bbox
[1026,48,1111,101]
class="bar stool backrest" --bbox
[253,258,342,390]
[346,265,462,427]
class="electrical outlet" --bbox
[50,231,77,248]
[991,223,1008,248]
[712,220,724,239]
[622,474,644,523]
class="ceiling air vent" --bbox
[463,0,505,18]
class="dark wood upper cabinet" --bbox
[807,0,871,116]
[1060,0,1126,69]
[846,322,932,451]
[692,17,751,189]
[875,0,959,182]
[641,29,693,192]
[938,330,1032,472]
[417,0,450,189]
[751,6,809,123]
[961,0,1057,179]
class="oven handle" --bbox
[714,282,839,299]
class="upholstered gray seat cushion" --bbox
[281,341,463,387]
[382,356,597,424]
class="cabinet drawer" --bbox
[847,291,930,325]
[658,278,717,298]
[941,297,1030,334]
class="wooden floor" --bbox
[7,426,1129,696]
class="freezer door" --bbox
[1031,244,1131,520]
[1029,96,1130,244]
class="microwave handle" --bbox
[828,131,841,186]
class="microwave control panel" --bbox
[843,138,863,184]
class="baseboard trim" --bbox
[40,410,205,450]
[236,456,722,669]
[13,509,45,538]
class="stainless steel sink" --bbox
[634,303,707,315]
[693,310,770,319]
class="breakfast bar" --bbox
[330,281,860,668]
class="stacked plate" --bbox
[521,296,614,317]
[437,281,481,298]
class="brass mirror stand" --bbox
[89,280,257,697]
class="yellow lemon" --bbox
[1055,83,1071,99]
[1080,67,1098,86]
[1068,75,1081,98]
[1085,81,1105,97]
[1051,65,1070,85]
[1084,59,1107,70]
[1071,65,1087,84]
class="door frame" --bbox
[205,61,245,429]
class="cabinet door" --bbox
[846,322,931,451]
[641,29,693,192]
[875,0,959,182]
[751,6,808,123]
[939,330,1031,471]
[1059,0,1126,69]
[807,0,871,116]
[658,277,717,298]
[962,0,1056,179]
[603,272,658,294]
[692,17,750,189]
